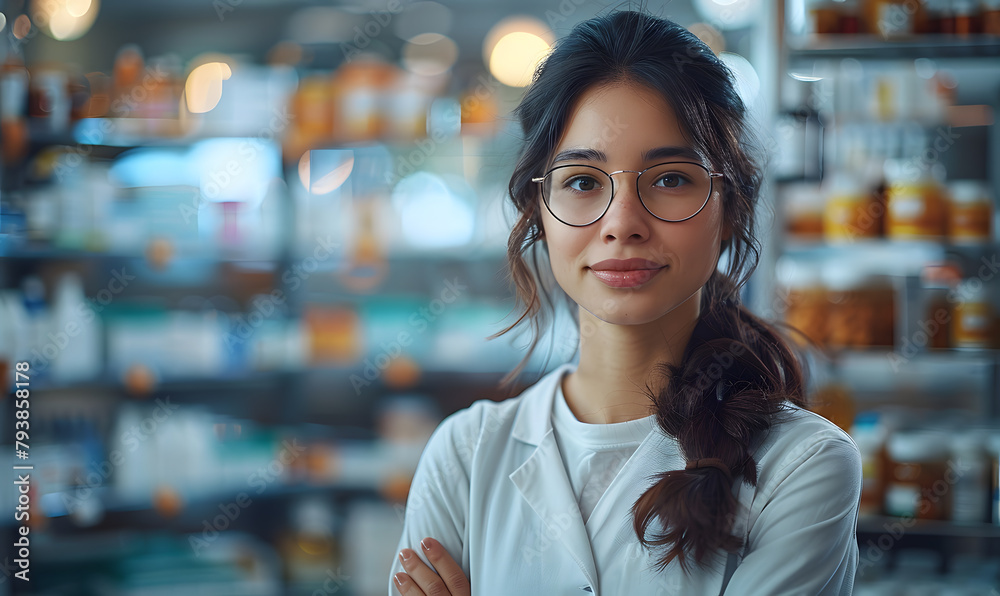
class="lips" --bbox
[589,258,665,271]
[587,258,668,288]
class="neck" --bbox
[563,289,701,424]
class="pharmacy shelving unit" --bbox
[766,0,1000,578]
[0,108,544,595]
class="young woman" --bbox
[389,9,862,596]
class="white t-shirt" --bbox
[550,371,657,527]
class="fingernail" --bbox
[399,549,412,564]
[393,572,406,588]
[420,538,432,552]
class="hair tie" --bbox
[716,379,729,402]
[685,457,733,483]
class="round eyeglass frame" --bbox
[531,161,724,227]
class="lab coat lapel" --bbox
[509,363,599,591]
[585,430,683,536]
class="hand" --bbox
[394,536,471,596]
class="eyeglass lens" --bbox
[541,163,713,225]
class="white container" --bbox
[950,431,990,524]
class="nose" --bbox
[599,173,651,241]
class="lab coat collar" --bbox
[508,362,600,591]
[510,362,576,446]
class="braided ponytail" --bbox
[630,272,808,572]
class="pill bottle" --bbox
[885,429,950,520]
[885,177,948,240]
[784,183,825,241]
[824,175,882,242]
[983,0,1000,33]
[825,265,895,348]
[947,180,993,245]
[777,259,828,347]
[952,279,995,349]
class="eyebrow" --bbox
[550,145,704,165]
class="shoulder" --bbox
[428,396,522,458]
[418,376,542,469]
[423,363,569,455]
[752,403,862,492]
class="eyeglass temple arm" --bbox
[531,177,545,182]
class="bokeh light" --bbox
[402,33,458,77]
[30,0,100,41]
[185,62,233,114]
[483,16,553,88]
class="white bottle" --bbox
[49,272,102,383]
[950,431,989,524]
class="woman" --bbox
[389,9,862,596]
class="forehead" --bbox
[555,82,689,158]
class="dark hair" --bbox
[488,9,810,573]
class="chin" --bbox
[579,296,679,326]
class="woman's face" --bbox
[538,82,730,325]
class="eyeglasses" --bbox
[532,162,724,227]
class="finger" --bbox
[398,548,449,595]
[393,571,425,596]
[420,537,471,596]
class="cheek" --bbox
[670,198,724,265]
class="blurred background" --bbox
[0,0,998,594]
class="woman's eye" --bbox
[567,176,601,191]
[654,174,688,188]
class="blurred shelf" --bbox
[818,346,1000,361]
[0,239,287,263]
[26,117,504,153]
[30,117,290,149]
[17,364,545,398]
[20,369,299,395]
[780,238,1000,264]
[1,239,507,265]
[24,481,385,530]
[16,529,284,595]
[858,515,1000,538]
[787,34,1000,59]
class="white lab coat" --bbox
[389,362,862,595]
